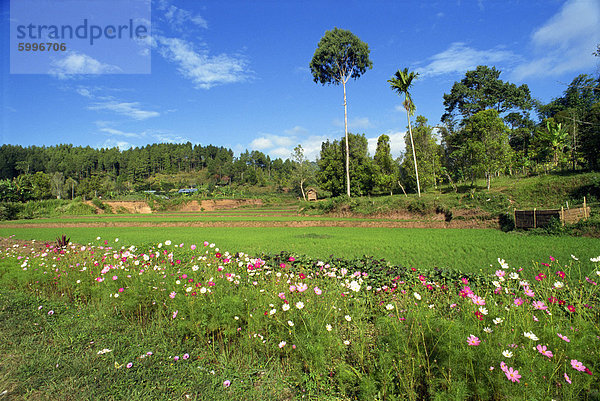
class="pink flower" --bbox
[296,283,308,292]
[557,333,570,342]
[314,287,322,295]
[169,291,176,299]
[278,292,286,300]
[182,353,189,360]
[564,373,571,384]
[461,278,469,284]
[288,257,295,262]
[556,271,566,279]
[172,310,178,319]
[504,367,521,383]
[173,356,179,361]
[471,295,485,306]
[495,270,505,277]
[571,360,586,371]
[514,298,524,306]
[532,300,547,310]
[190,245,196,250]
[466,335,480,346]
[223,380,231,388]
[289,285,296,292]
[126,362,133,369]
[112,275,118,280]
[48,310,54,315]
[524,287,535,297]
[536,344,553,358]
[118,287,124,293]
[500,361,508,373]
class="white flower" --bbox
[509,272,519,280]
[200,287,207,294]
[478,306,488,315]
[492,281,501,288]
[348,280,361,292]
[493,317,504,325]
[343,340,350,345]
[502,350,513,358]
[269,309,276,315]
[519,280,530,287]
[523,331,539,341]
[385,304,394,310]
[192,265,199,271]
[413,292,422,300]
[554,281,564,289]
[97,348,112,355]
[295,301,304,310]
[428,304,435,309]
[278,341,286,348]
[590,256,600,263]
[483,327,493,333]
[234,316,239,320]
[596,270,600,277]
[326,324,332,332]
[498,258,509,269]
[571,254,579,261]
[282,303,290,311]
[345,315,352,322]
[287,320,294,327]
[165,240,171,246]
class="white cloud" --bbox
[156,36,250,89]
[152,132,191,144]
[367,131,407,159]
[249,137,274,150]
[88,101,159,120]
[100,138,133,150]
[49,52,121,78]
[284,125,309,136]
[158,0,208,30]
[249,133,296,151]
[332,116,372,130]
[99,127,144,138]
[512,0,600,80]
[418,42,517,77]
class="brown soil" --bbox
[85,199,263,214]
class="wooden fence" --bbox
[514,198,590,229]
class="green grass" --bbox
[2,226,599,274]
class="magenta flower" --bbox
[182,353,189,360]
[126,362,133,369]
[504,367,521,383]
[118,287,124,293]
[173,356,179,361]
[466,335,480,346]
[564,373,572,384]
[536,344,553,358]
[514,298,524,306]
[557,333,570,342]
[48,310,54,315]
[571,360,586,371]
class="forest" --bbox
[0,65,599,202]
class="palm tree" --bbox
[389,68,421,197]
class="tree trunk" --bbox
[343,80,351,197]
[300,179,306,201]
[407,108,421,197]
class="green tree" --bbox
[453,109,512,190]
[401,116,442,192]
[389,68,421,197]
[373,134,396,195]
[291,145,313,201]
[310,27,373,197]
[442,65,532,126]
[536,119,569,168]
[317,133,373,196]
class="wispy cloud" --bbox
[99,127,144,138]
[88,101,160,120]
[157,0,208,31]
[49,52,121,79]
[418,42,517,77]
[100,138,134,150]
[512,0,600,80]
[332,116,372,130]
[155,36,250,89]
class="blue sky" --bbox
[1,0,599,161]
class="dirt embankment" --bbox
[86,199,263,214]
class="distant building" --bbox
[178,188,198,194]
[307,188,317,201]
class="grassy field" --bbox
[1,224,599,275]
